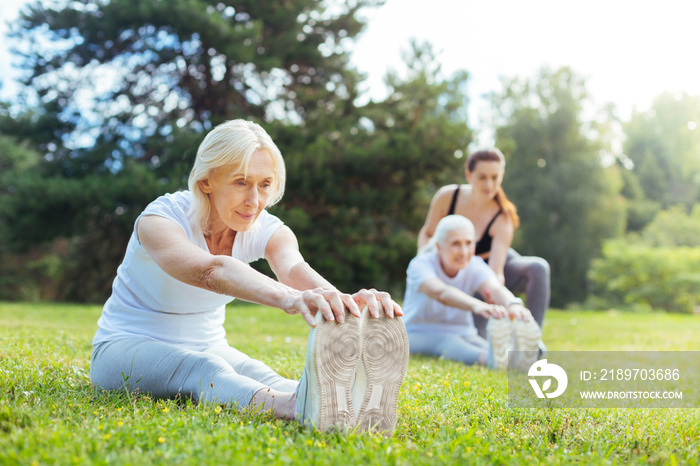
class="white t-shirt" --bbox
[92,191,283,350]
[402,252,495,336]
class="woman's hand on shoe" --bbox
[351,288,402,319]
[506,303,533,321]
[472,302,508,319]
[284,288,357,327]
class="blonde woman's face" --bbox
[200,149,275,233]
[466,160,504,199]
[436,227,475,276]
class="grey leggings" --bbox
[91,338,298,410]
[473,248,550,338]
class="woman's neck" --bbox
[466,186,497,210]
[205,224,236,255]
[438,255,460,278]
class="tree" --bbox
[623,92,700,209]
[2,0,384,302]
[2,2,471,302]
[265,41,472,295]
[491,67,625,307]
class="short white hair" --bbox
[419,215,475,255]
[187,120,286,234]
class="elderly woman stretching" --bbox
[90,120,409,435]
[404,215,541,369]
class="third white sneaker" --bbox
[513,319,542,371]
[487,317,513,370]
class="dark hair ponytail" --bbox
[467,148,520,228]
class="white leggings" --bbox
[90,338,298,410]
[407,332,489,366]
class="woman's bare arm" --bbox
[265,224,401,321]
[418,277,507,319]
[139,215,337,327]
[417,185,458,250]
[485,214,514,284]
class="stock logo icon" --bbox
[528,359,568,398]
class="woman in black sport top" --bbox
[418,148,550,338]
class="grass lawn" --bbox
[1,302,699,465]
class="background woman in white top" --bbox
[404,215,540,369]
[90,119,408,434]
[418,148,550,340]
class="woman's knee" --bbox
[527,257,550,281]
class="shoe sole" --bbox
[514,320,542,371]
[356,311,409,436]
[313,310,362,431]
[489,318,513,370]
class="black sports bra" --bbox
[447,186,502,256]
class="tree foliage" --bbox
[623,92,700,209]
[589,241,700,314]
[636,204,700,248]
[1,1,470,302]
[491,67,625,307]
[269,41,471,295]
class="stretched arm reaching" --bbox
[477,277,532,321]
[417,277,508,319]
[138,215,340,328]
[264,224,402,325]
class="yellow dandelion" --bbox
[158,436,165,443]
[214,406,222,414]
[117,421,123,426]
[103,434,111,440]
[162,407,169,413]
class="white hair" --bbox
[419,215,475,255]
[187,119,286,234]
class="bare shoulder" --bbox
[433,183,466,204]
[266,224,299,253]
[137,214,186,244]
[492,210,514,236]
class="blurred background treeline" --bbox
[1,0,699,312]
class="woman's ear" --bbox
[465,168,472,183]
[199,178,212,194]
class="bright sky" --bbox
[2,0,700,144]
[352,0,700,143]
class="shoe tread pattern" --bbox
[514,320,542,371]
[314,312,362,431]
[489,318,513,370]
[357,313,409,436]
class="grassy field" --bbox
[1,302,699,465]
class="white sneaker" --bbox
[295,309,362,432]
[487,317,513,370]
[354,307,409,436]
[513,319,542,371]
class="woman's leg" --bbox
[204,345,298,393]
[504,248,550,328]
[91,339,273,411]
[407,332,488,366]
